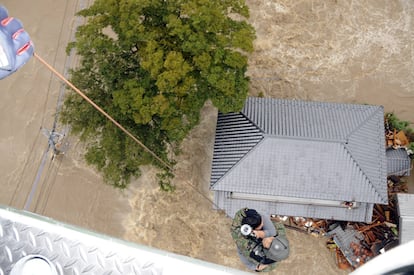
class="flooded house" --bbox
[210,97,388,223]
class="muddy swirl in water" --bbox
[247,0,414,124]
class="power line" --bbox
[30,0,85,211]
[8,129,43,207]
[20,0,77,210]
[23,143,51,210]
[34,150,62,214]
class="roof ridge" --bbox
[342,143,387,204]
[243,97,380,139]
[210,112,264,188]
[210,138,266,190]
[343,106,388,204]
[344,105,384,144]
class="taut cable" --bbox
[33,53,222,209]
[33,53,173,171]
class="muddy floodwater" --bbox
[1,1,413,275]
[248,0,414,125]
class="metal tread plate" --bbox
[0,206,247,275]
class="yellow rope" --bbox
[34,53,222,209]
[33,53,173,171]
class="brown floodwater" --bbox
[246,0,414,193]
[125,1,414,274]
[247,0,414,126]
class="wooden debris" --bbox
[385,211,390,221]
[326,173,409,270]
[349,241,373,266]
[395,131,409,147]
[336,248,351,270]
[356,221,384,233]
[385,129,410,149]
[271,216,329,236]
[364,231,376,244]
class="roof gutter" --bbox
[230,192,359,209]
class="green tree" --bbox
[61,0,255,188]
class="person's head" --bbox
[242,209,263,230]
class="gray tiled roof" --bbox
[386,148,411,176]
[397,193,414,244]
[210,97,387,210]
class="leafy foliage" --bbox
[61,0,255,188]
[385,112,414,158]
[386,112,412,132]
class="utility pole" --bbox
[40,127,66,159]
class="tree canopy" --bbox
[61,0,255,189]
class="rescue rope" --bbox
[33,53,220,210]
[33,53,173,172]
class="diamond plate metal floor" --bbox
[0,206,247,275]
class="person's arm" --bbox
[253,214,276,238]
[261,214,277,237]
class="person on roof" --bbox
[231,208,290,272]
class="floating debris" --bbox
[271,174,407,271]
